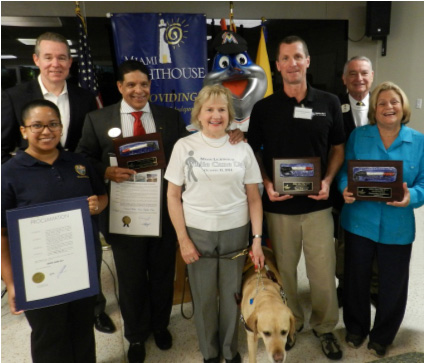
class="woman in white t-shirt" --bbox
[165,85,264,363]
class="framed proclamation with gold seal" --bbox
[5,197,99,311]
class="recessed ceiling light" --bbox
[18,38,73,46]
[206,19,262,28]
[17,38,37,46]
[1,55,17,59]
[2,16,62,27]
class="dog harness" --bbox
[239,263,288,332]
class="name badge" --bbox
[294,107,313,120]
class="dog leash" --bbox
[181,266,195,320]
[199,247,250,260]
[180,247,250,319]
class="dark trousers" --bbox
[343,231,412,345]
[333,209,378,292]
[111,220,176,343]
[25,296,96,363]
[94,247,107,316]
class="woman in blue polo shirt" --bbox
[1,99,108,363]
[338,82,424,358]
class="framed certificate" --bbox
[6,197,99,311]
[109,169,163,237]
[348,160,403,202]
[113,132,166,173]
[273,157,321,195]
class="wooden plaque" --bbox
[273,157,321,195]
[348,160,403,202]
[113,132,166,173]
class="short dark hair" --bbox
[117,60,151,82]
[275,35,310,59]
[21,99,61,124]
[34,32,70,57]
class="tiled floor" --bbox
[2,207,424,363]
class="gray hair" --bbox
[343,56,373,75]
[34,32,70,58]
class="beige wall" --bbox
[2,1,423,132]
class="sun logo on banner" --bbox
[158,18,189,64]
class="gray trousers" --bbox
[187,224,249,360]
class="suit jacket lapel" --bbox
[150,103,165,133]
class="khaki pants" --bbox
[265,208,339,333]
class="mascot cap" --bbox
[212,30,248,54]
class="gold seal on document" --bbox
[122,216,131,227]
[32,272,45,284]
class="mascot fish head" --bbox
[204,30,267,129]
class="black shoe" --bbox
[225,352,241,363]
[153,329,172,350]
[285,324,303,351]
[94,312,116,333]
[367,341,387,357]
[128,342,146,363]
[337,286,343,308]
[370,293,378,308]
[345,333,365,348]
[313,330,343,360]
[204,358,220,363]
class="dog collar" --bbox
[240,313,254,332]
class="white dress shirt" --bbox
[120,100,156,137]
[38,76,70,147]
[349,93,370,128]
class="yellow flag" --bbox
[256,26,273,97]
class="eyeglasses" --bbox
[24,123,62,133]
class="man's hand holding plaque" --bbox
[273,157,321,195]
[113,132,166,173]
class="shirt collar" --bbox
[14,149,70,167]
[37,75,68,97]
[280,84,316,105]
[365,124,412,143]
[348,93,369,108]
[120,99,151,114]
[398,124,413,143]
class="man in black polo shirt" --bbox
[248,35,345,360]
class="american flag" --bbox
[76,3,103,108]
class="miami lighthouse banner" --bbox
[110,13,207,125]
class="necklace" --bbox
[200,132,228,148]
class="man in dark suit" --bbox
[1,32,97,163]
[76,60,188,363]
[334,56,377,306]
[1,32,116,334]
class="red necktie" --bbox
[131,111,146,136]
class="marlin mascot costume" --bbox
[203,21,267,132]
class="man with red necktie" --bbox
[77,60,243,363]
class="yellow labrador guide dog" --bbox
[240,247,295,363]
